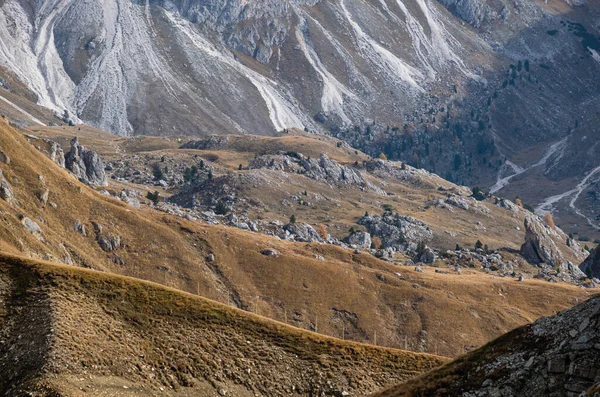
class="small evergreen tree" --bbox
[146,191,160,205]
[152,164,164,181]
[289,214,296,224]
[215,201,228,215]
[475,240,483,250]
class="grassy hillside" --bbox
[0,254,445,396]
[0,118,594,361]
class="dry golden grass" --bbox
[0,119,593,361]
[0,253,446,396]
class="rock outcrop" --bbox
[520,217,585,281]
[250,152,386,194]
[345,231,372,249]
[283,222,322,243]
[358,213,433,251]
[580,245,600,280]
[49,142,65,168]
[374,295,600,396]
[64,138,107,186]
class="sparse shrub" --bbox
[289,214,296,224]
[348,226,357,235]
[514,197,523,208]
[579,236,591,242]
[286,151,300,159]
[455,244,461,251]
[239,164,243,170]
[475,240,483,250]
[544,212,556,229]
[364,211,369,217]
[316,224,328,240]
[208,170,213,180]
[382,204,394,213]
[401,162,406,170]
[372,236,383,250]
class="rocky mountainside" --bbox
[373,294,600,397]
[0,0,599,240]
[0,118,596,362]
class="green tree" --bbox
[475,240,483,250]
[146,191,160,205]
[152,164,164,181]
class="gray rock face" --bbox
[580,245,600,279]
[345,231,372,249]
[22,217,42,238]
[93,223,121,252]
[437,0,494,27]
[283,222,322,243]
[64,138,107,186]
[249,152,386,194]
[358,213,433,251]
[520,217,585,281]
[0,169,16,206]
[414,247,436,264]
[49,142,65,168]
[0,149,10,165]
[387,295,600,396]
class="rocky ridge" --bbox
[374,294,600,397]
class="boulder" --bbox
[283,222,322,243]
[414,247,436,264]
[22,217,43,240]
[0,170,17,206]
[261,249,280,256]
[358,212,433,250]
[0,149,10,164]
[64,137,107,186]
[520,217,585,280]
[345,231,372,249]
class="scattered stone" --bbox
[261,249,280,256]
[0,169,17,206]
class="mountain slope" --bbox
[372,293,600,397]
[0,118,595,359]
[0,253,447,396]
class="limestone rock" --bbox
[520,216,585,280]
[345,231,372,249]
[358,212,433,251]
[0,169,17,206]
[283,222,322,243]
[64,138,107,186]
[580,245,600,279]
[49,142,65,168]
